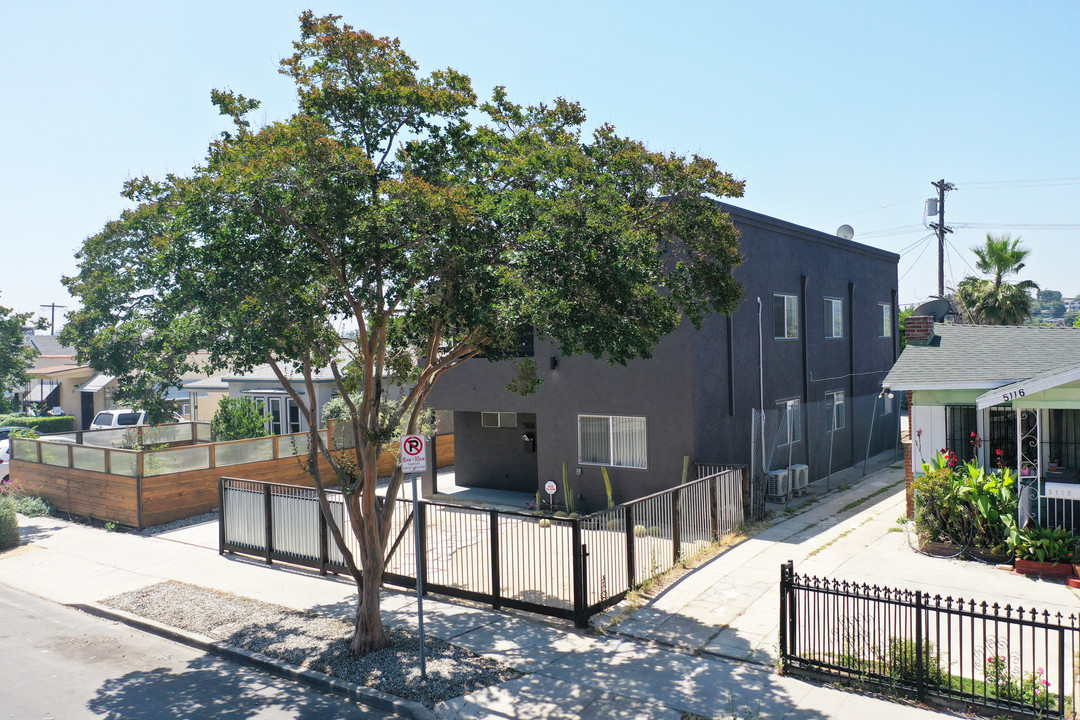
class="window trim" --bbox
[481,412,518,428]
[824,297,844,339]
[577,414,648,469]
[774,293,799,340]
[776,398,802,446]
[825,390,846,431]
[249,395,302,435]
[879,303,893,338]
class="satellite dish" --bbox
[836,224,854,240]
[912,298,951,322]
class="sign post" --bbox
[400,434,428,681]
[544,480,557,509]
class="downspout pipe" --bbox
[757,298,766,471]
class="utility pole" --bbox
[928,179,955,297]
[40,303,67,335]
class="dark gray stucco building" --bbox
[427,204,901,510]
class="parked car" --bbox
[0,426,21,442]
[88,409,183,431]
[89,409,147,430]
[1,438,9,484]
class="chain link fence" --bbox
[750,392,901,508]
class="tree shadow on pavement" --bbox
[86,653,380,720]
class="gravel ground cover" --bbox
[103,580,521,708]
[137,511,219,535]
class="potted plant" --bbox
[1012,526,1079,579]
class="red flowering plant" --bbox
[914,448,1018,554]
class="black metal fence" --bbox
[218,466,746,627]
[779,561,1079,718]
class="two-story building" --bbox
[427,204,901,508]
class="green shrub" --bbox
[14,495,54,518]
[8,427,39,439]
[887,637,945,687]
[0,415,76,434]
[913,450,1018,553]
[211,397,270,442]
[1013,525,1079,563]
[0,499,19,549]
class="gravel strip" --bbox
[103,581,521,708]
[138,511,219,536]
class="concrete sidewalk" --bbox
[0,464,1019,720]
[609,460,1079,676]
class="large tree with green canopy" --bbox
[0,295,41,411]
[61,12,745,653]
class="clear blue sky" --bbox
[3,1,1078,324]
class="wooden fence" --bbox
[10,427,455,529]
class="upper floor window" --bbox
[879,303,893,337]
[824,298,843,339]
[825,391,845,431]
[579,414,647,469]
[774,294,798,340]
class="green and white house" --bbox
[885,316,1080,530]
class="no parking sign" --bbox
[400,434,428,473]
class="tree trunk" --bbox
[350,543,388,654]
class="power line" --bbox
[898,235,934,282]
[950,222,1080,230]
[956,176,1080,189]
[897,232,935,256]
[814,195,926,224]
[945,236,979,277]
[855,225,927,239]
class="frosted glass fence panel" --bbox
[143,446,211,476]
[282,430,329,458]
[332,422,356,449]
[11,439,37,461]
[109,451,139,477]
[71,446,107,473]
[83,428,131,448]
[154,424,192,444]
[196,423,212,442]
[216,437,275,467]
[40,442,70,467]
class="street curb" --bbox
[70,601,437,720]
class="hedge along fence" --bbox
[9,424,455,529]
[0,414,76,434]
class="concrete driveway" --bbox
[610,462,1080,667]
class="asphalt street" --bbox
[0,583,398,720]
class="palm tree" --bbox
[953,234,1039,325]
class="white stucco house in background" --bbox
[884,316,1080,530]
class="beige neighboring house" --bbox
[182,374,228,423]
[18,337,227,429]
[18,335,103,429]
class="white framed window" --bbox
[578,415,647,469]
[247,394,302,435]
[879,303,893,337]
[825,391,845,431]
[774,294,799,339]
[481,412,518,428]
[824,298,843,339]
[776,399,801,446]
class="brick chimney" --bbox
[905,315,935,346]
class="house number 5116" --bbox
[1002,388,1026,402]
